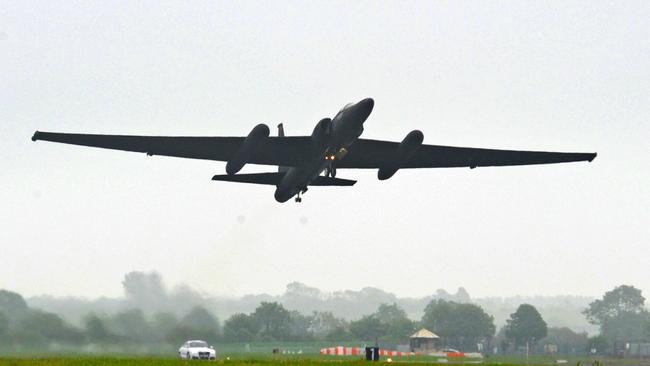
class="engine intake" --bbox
[377,130,424,180]
[226,124,270,175]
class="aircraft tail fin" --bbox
[277,123,290,173]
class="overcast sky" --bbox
[1,1,648,300]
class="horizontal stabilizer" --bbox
[310,176,356,186]
[212,172,284,185]
[211,172,356,186]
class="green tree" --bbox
[349,315,387,342]
[0,312,7,333]
[83,313,114,344]
[171,306,220,343]
[375,303,414,341]
[505,304,547,349]
[122,271,168,312]
[109,308,153,342]
[584,285,646,324]
[583,285,650,347]
[151,312,178,344]
[0,311,9,345]
[182,306,220,334]
[17,310,83,345]
[601,312,649,343]
[422,299,456,337]
[326,325,353,341]
[0,290,28,318]
[422,299,495,351]
[223,313,258,342]
[452,302,496,350]
[587,335,609,355]
[310,311,347,339]
[538,327,588,355]
[252,302,290,341]
[288,310,314,341]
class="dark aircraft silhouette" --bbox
[32,98,596,203]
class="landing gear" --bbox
[325,163,337,178]
[295,188,308,203]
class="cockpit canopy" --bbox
[335,102,355,117]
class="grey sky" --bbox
[1,1,648,300]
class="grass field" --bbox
[0,343,646,366]
[1,354,648,366]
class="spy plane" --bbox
[32,98,596,203]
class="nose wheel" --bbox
[295,188,308,203]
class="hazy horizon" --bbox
[0,265,640,303]
[20,270,601,334]
[17,275,604,301]
[2,2,649,301]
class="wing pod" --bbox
[377,130,424,180]
[226,124,270,175]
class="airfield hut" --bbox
[409,328,439,352]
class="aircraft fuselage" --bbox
[274,98,374,202]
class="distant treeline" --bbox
[0,288,519,352]
[2,272,648,356]
[27,271,596,333]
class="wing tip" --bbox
[588,152,597,162]
[31,131,41,141]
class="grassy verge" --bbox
[0,355,647,366]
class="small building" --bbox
[410,328,440,352]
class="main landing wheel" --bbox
[326,163,337,178]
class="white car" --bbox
[178,340,217,360]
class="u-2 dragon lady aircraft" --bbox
[32,98,596,203]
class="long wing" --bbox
[32,131,596,169]
[339,139,596,169]
[32,131,310,167]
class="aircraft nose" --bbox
[360,98,374,112]
[274,188,292,203]
[358,98,374,121]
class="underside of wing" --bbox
[339,138,597,169]
[32,131,312,167]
